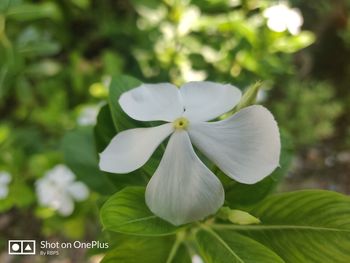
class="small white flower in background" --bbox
[77,105,100,126]
[192,255,204,263]
[264,2,303,35]
[100,81,280,225]
[36,165,89,216]
[0,171,11,199]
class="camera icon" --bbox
[8,240,36,255]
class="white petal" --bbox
[192,255,204,263]
[36,179,53,205]
[119,83,184,122]
[67,182,89,201]
[47,165,75,186]
[99,123,174,173]
[188,105,280,184]
[0,186,9,199]
[0,172,11,184]
[56,195,74,216]
[180,81,241,122]
[145,130,224,226]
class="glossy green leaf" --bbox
[101,235,191,263]
[213,190,350,262]
[100,187,180,236]
[195,228,284,263]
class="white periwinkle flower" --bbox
[0,171,12,199]
[36,165,89,216]
[264,3,303,35]
[99,81,280,225]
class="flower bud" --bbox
[236,81,262,111]
[218,207,260,225]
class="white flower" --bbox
[36,165,89,216]
[264,3,303,35]
[77,105,99,126]
[192,255,204,263]
[99,81,280,225]
[0,171,11,199]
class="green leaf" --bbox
[195,228,284,263]
[94,104,116,153]
[101,235,191,263]
[100,187,180,236]
[218,207,260,225]
[270,31,315,53]
[11,182,35,207]
[0,0,10,13]
[235,81,262,111]
[224,129,293,206]
[18,41,60,57]
[62,128,116,194]
[6,3,62,21]
[213,190,350,262]
[108,75,143,132]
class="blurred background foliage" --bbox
[0,0,349,262]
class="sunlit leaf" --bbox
[270,31,315,53]
[213,190,350,262]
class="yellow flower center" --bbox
[173,117,189,130]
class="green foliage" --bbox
[195,229,284,263]
[100,187,179,236]
[236,190,350,262]
[131,0,315,86]
[94,104,116,153]
[101,235,191,263]
[272,81,343,146]
[0,0,349,261]
[62,128,116,195]
[6,2,62,21]
[100,188,350,262]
